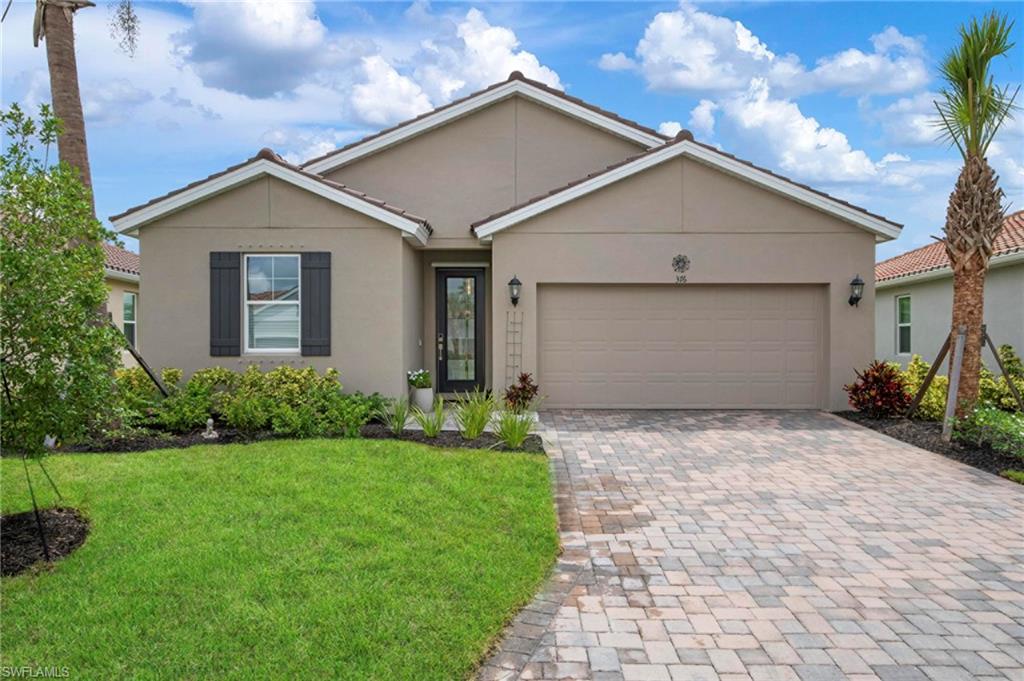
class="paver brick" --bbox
[479,411,1024,681]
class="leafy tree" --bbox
[933,12,1019,414]
[1,103,122,459]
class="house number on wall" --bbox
[672,254,691,284]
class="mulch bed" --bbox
[360,423,545,453]
[58,428,273,455]
[836,411,1022,477]
[1,507,90,577]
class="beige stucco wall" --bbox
[325,96,645,247]
[490,157,878,410]
[106,276,139,367]
[138,176,412,397]
[875,261,1024,369]
[402,240,424,389]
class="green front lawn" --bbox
[1,440,557,679]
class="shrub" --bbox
[453,389,496,440]
[271,403,318,438]
[161,368,184,392]
[504,373,540,413]
[979,366,1024,413]
[1,104,122,456]
[159,385,213,433]
[407,369,432,389]
[954,405,1024,457]
[492,410,535,449]
[188,367,238,416]
[320,394,374,438]
[412,398,446,438]
[378,398,411,435]
[844,361,912,418]
[223,394,271,434]
[902,355,948,421]
[997,344,1023,379]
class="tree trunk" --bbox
[947,265,986,414]
[42,3,94,215]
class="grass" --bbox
[0,439,557,679]
[1001,470,1024,484]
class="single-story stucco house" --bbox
[103,242,140,367]
[110,72,902,411]
[875,210,1023,369]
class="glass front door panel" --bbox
[446,277,475,381]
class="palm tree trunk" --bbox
[948,265,986,414]
[42,3,94,215]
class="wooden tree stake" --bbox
[942,326,966,442]
[906,332,952,418]
[983,325,1024,412]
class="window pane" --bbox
[248,304,299,350]
[446,277,475,381]
[247,256,274,300]
[123,292,136,322]
[898,326,911,354]
[273,256,298,280]
[897,297,911,324]
[124,322,135,347]
[271,278,299,301]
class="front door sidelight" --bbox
[436,269,485,393]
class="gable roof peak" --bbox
[301,73,667,174]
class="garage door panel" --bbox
[538,284,824,409]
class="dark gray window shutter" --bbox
[301,252,331,356]
[210,252,241,356]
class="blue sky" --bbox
[2,1,1021,259]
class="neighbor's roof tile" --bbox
[875,210,1024,282]
[103,242,140,276]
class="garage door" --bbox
[538,284,824,409]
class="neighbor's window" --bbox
[896,295,911,354]
[245,254,300,352]
[123,291,137,347]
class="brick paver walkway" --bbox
[479,411,1024,681]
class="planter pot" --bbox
[412,387,434,412]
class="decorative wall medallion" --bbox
[672,254,691,284]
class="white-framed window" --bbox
[123,291,137,347]
[896,295,911,354]
[244,254,300,353]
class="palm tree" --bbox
[33,0,97,212]
[933,11,1018,414]
[0,0,139,215]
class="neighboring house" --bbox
[103,242,140,367]
[875,211,1024,369]
[111,72,901,411]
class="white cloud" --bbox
[82,79,152,124]
[658,121,683,137]
[598,52,637,72]
[412,8,562,104]
[720,79,878,183]
[613,3,927,98]
[260,127,367,165]
[351,56,433,126]
[878,92,940,146]
[174,0,331,98]
[688,99,718,137]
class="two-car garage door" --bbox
[538,284,825,409]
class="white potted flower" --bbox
[408,369,434,411]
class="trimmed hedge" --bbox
[112,366,384,439]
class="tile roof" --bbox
[875,210,1024,282]
[300,71,668,170]
[109,148,432,232]
[103,242,140,276]
[471,130,900,232]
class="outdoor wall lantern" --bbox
[848,274,865,307]
[508,275,522,307]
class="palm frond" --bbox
[932,11,1019,159]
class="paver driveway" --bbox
[480,411,1024,681]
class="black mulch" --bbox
[360,423,545,453]
[836,411,1022,477]
[1,507,90,577]
[59,428,274,455]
